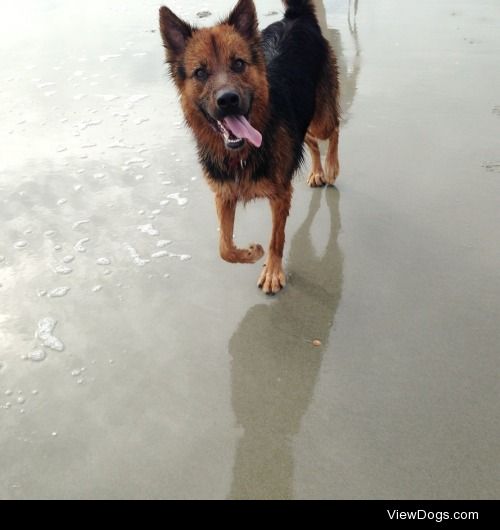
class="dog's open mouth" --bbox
[219,116,262,150]
[203,109,262,150]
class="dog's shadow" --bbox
[228,188,344,499]
[316,0,361,125]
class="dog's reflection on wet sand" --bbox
[229,188,343,499]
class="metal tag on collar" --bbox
[240,159,247,170]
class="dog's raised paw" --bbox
[247,243,264,263]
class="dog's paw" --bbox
[324,160,339,185]
[307,170,326,187]
[258,260,286,294]
[220,243,264,264]
[246,243,264,263]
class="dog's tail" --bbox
[282,0,316,19]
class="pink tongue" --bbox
[223,115,262,148]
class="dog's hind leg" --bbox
[305,132,327,187]
[308,124,340,186]
[215,193,264,264]
[307,49,340,186]
[324,126,340,185]
[258,187,292,294]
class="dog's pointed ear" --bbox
[227,0,258,40]
[159,6,193,58]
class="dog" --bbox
[159,0,340,293]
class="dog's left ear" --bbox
[228,0,258,40]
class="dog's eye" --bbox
[232,59,246,73]
[194,67,208,81]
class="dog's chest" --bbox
[207,170,275,202]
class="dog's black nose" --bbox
[216,90,240,112]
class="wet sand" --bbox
[0,0,499,499]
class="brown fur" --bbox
[176,25,270,169]
[306,48,340,186]
[159,0,340,294]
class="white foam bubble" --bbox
[96,257,111,266]
[124,157,145,166]
[99,54,121,62]
[166,193,188,206]
[29,349,47,362]
[55,265,73,275]
[37,82,55,89]
[157,240,172,248]
[72,219,90,230]
[98,94,120,102]
[137,224,159,236]
[37,318,64,352]
[48,286,71,298]
[74,238,90,252]
[123,243,150,266]
[151,250,169,259]
[78,119,102,130]
[14,240,28,249]
[128,94,149,104]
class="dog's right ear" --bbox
[227,0,258,40]
[159,6,193,58]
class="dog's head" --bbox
[159,0,268,152]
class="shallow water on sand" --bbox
[0,0,499,499]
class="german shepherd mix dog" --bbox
[159,0,339,293]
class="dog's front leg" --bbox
[258,188,292,294]
[215,193,264,264]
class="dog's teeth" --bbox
[217,120,228,134]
